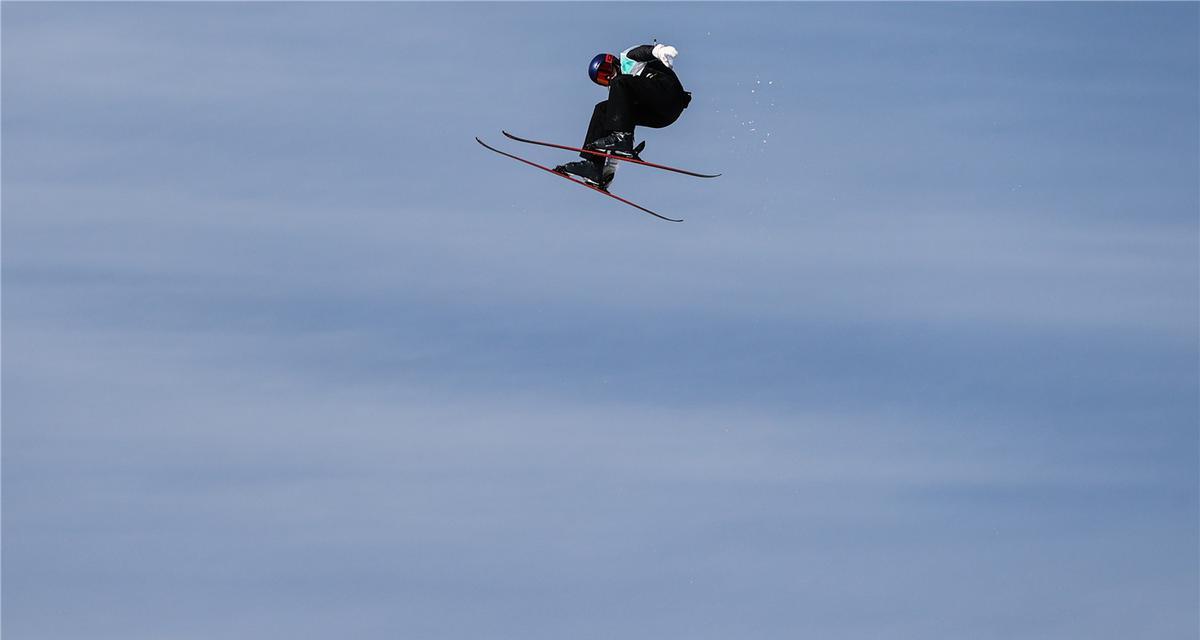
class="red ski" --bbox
[502,131,721,179]
[476,137,683,223]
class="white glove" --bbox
[652,44,678,68]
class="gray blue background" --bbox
[4,3,1197,638]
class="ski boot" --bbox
[555,157,614,190]
[586,130,636,158]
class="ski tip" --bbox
[652,212,684,223]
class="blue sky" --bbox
[3,3,1197,639]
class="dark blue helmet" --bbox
[589,53,619,86]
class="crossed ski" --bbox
[501,131,722,179]
[477,130,720,223]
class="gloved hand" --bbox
[652,44,678,68]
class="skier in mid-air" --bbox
[555,43,691,188]
[476,40,712,221]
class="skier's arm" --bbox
[624,45,657,62]
[622,44,679,71]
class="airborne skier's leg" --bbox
[558,100,617,187]
[581,101,610,160]
[588,75,687,157]
[587,76,637,156]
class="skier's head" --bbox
[589,53,619,86]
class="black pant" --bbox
[581,74,689,160]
